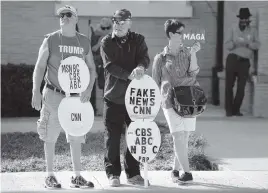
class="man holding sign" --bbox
[31,5,95,189]
[100,9,150,187]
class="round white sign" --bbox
[125,75,161,121]
[58,97,94,136]
[126,120,161,163]
[58,56,90,94]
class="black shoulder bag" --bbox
[160,54,207,118]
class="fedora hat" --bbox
[237,8,252,19]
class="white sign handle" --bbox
[144,161,148,188]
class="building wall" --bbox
[221,1,268,116]
[1,1,218,114]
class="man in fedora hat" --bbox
[224,7,260,117]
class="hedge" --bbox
[1,63,97,117]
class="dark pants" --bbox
[90,82,97,114]
[103,98,140,179]
[225,53,250,115]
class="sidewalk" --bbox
[1,171,268,193]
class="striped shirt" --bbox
[225,24,260,59]
[152,46,199,109]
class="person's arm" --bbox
[136,35,150,70]
[100,37,131,81]
[247,28,260,50]
[152,54,162,88]
[85,45,96,92]
[188,52,200,77]
[225,27,236,51]
[32,37,49,93]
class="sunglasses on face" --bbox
[59,12,73,18]
[112,19,130,25]
[101,26,111,30]
[174,31,183,35]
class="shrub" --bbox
[1,63,41,117]
[1,63,97,117]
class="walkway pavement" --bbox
[1,105,268,192]
[1,171,268,193]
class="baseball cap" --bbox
[57,5,77,16]
[112,9,131,21]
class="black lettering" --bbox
[130,146,136,154]
[140,106,145,114]
[150,98,155,106]
[137,89,142,97]
[150,89,155,97]
[130,88,136,96]
[141,137,146,145]
[153,146,158,154]
[147,128,152,136]
[130,97,135,105]
[74,81,78,89]
[62,65,69,73]
[133,106,138,114]
[71,113,82,121]
[135,128,140,136]
[143,89,148,97]
[146,107,151,114]
[141,146,146,154]
[135,137,140,145]
[141,128,146,136]
[136,97,141,106]
[142,98,149,106]
[78,79,81,88]
[148,137,153,145]
[70,81,74,89]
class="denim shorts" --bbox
[36,87,86,143]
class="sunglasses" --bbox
[101,26,111,30]
[174,31,183,35]
[112,19,130,25]
[59,12,73,18]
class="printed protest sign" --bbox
[125,75,161,121]
[126,120,161,163]
[58,97,94,136]
[182,27,206,48]
[58,56,90,94]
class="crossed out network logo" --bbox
[182,28,206,48]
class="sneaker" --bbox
[109,176,120,187]
[178,172,193,184]
[70,175,94,188]
[127,175,150,186]
[171,170,180,183]
[233,112,243,116]
[44,175,61,189]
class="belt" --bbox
[232,54,249,61]
[46,84,78,96]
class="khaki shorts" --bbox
[162,108,196,133]
[37,87,86,143]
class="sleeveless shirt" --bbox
[44,30,90,90]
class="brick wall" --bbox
[221,1,268,116]
[1,1,218,114]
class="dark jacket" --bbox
[100,31,150,104]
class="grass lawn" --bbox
[1,121,218,172]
